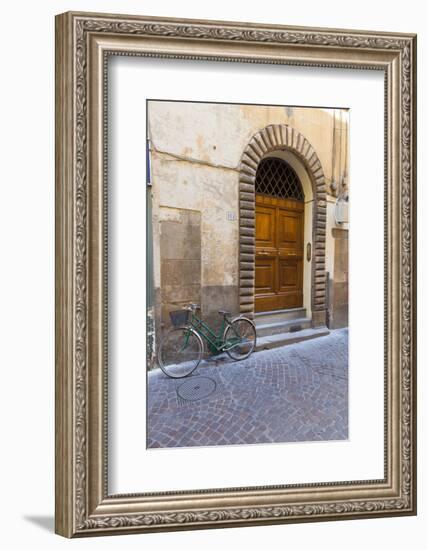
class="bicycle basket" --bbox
[169,309,190,327]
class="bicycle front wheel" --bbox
[224,318,256,361]
[158,327,203,378]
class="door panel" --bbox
[255,205,276,248]
[279,261,298,289]
[255,258,275,295]
[278,212,301,246]
[255,194,304,312]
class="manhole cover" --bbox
[177,376,217,402]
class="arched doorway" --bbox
[254,157,305,312]
[238,124,327,328]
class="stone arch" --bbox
[238,124,327,327]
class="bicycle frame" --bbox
[188,312,235,354]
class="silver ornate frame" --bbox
[55,11,417,537]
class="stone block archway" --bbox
[238,124,327,327]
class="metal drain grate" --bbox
[177,376,217,402]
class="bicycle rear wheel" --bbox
[224,318,256,361]
[158,327,203,378]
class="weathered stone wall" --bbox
[159,208,201,329]
[329,228,349,329]
[148,101,349,341]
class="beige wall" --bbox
[148,101,349,334]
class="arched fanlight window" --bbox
[255,157,304,201]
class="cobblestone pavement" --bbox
[147,328,348,449]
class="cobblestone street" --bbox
[147,328,348,449]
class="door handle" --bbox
[257,251,269,255]
[280,252,297,256]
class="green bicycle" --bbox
[157,303,257,378]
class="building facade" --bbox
[147,101,349,366]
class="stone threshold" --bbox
[256,326,330,351]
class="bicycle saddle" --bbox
[218,309,231,316]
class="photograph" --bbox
[146,100,350,449]
[52,9,416,537]
[0,0,421,542]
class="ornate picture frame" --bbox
[55,11,417,537]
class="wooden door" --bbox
[255,194,304,312]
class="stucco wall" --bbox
[148,101,349,335]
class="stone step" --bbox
[255,317,312,337]
[254,307,307,325]
[255,327,330,351]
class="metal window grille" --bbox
[255,157,304,201]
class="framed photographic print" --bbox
[55,11,417,537]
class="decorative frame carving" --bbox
[239,125,327,325]
[55,11,417,537]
